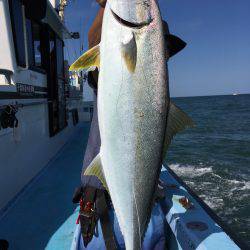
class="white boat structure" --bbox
[0,0,84,211]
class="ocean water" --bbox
[165,94,250,245]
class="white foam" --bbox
[223,206,238,216]
[168,162,249,212]
[211,173,222,179]
[203,196,224,210]
[228,180,250,192]
[227,179,242,184]
[185,181,195,186]
[239,181,250,191]
[169,163,213,178]
[169,163,249,192]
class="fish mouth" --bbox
[111,8,151,29]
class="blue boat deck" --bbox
[0,122,244,250]
[0,123,91,250]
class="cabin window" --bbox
[55,38,67,131]
[56,39,64,78]
[47,33,67,136]
[26,19,45,70]
[8,0,26,67]
[26,19,34,66]
[32,23,42,67]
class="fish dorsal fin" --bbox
[121,33,137,73]
[163,102,194,157]
[69,44,100,71]
[84,154,108,191]
[166,34,186,58]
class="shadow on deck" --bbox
[0,123,90,250]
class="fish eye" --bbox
[111,9,149,29]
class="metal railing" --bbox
[0,101,49,111]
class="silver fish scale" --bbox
[98,1,168,249]
[132,21,167,245]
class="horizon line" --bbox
[172,93,250,98]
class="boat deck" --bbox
[0,122,243,250]
[0,123,91,250]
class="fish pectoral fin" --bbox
[69,44,100,71]
[163,102,195,156]
[121,33,137,73]
[83,154,108,191]
[166,34,186,58]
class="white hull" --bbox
[0,100,84,211]
[0,0,85,210]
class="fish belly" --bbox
[98,4,168,250]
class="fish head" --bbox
[105,1,186,67]
[106,0,165,36]
[107,0,153,27]
[103,0,166,74]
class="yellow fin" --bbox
[163,102,195,157]
[121,34,137,73]
[83,154,108,191]
[69,44,100,71]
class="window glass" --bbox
[26,19,34,66]
[49,32,56,85]
[9,0,26,67]
[32,22,42,67]
[56,39,64,78]
[47,33,67,136]
[25,18,45,70]
[56,38,66,131]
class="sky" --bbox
[64,0,250,97]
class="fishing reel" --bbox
[0,105,18,130]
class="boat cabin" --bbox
[0,0,83,211]
[0,0,78,136]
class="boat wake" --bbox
[168,162,250,241]
[168,163,250,211]
[169,163,213,178]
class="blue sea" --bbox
[165,94,250,245]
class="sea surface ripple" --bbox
[165,94,250,245]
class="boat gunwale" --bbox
[165,165,249,249]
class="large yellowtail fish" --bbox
[70,0,193,249]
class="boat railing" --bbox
[0,96,83,112]
[0,100,50,111]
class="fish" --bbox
[70,0,193,249]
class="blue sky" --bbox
[64,0,250,97]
